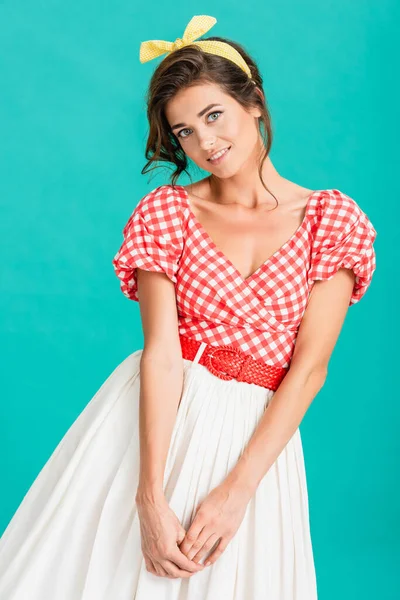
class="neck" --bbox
[208,142,286,209]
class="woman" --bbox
[0,15,377,599]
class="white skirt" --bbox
[0,348,318,600]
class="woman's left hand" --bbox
[178,480,252,567]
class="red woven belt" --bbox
[179,334,289,391]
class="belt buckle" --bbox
[235,354,254,383]
[205,344,244,381]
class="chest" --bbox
[188,199,309,282]
[176,213,313,331]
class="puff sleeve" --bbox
[308,190,377,305]
[112,185,184,301]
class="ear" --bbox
[254,86,265,104]
[249,86,264,118]
[249,105,263,119]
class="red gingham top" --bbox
[112,184,377,368]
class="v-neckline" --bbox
[178,184,320,284]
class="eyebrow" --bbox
[170,103,223,131]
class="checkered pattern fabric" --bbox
[112,185,377,367]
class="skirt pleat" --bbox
[0,349,318,599]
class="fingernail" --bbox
[204,561,211,566]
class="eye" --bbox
[177,110,223,139]
[208,110,222,122]
[177,127,191,140]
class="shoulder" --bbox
[312,189,376,241]
[307,189,377,305]
[133,184,185,218]
[122,184,185,238]
[315,189,364,225]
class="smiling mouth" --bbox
[207,146,232,162]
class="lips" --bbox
[207,146,231,161]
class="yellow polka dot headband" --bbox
[139,15,255,83]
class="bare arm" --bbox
[133,267,205,578]
[226,268,357,496]
[134,267,185,503]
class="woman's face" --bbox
[165,82,262,177]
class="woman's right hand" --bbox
[135,493,206,579]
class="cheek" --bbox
[179,138,197,156]
[225,115,255,147]
[221,119,240,141]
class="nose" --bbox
[198,134,217,152]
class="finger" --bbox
[186,529,215,560]
[179,522,206,555]
[181,509,206,547]
[204,537,229,566]
[176,526,186,546]
[169,548,205,573]
[144,558,157,575]
[161,559,199,579]
[190,533,220,563]
[153,560,169,577]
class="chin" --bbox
[213,162,240,178]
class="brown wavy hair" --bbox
[141,35,277,206]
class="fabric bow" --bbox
[139,15,252,80]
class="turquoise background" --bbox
[1,1,398,597]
